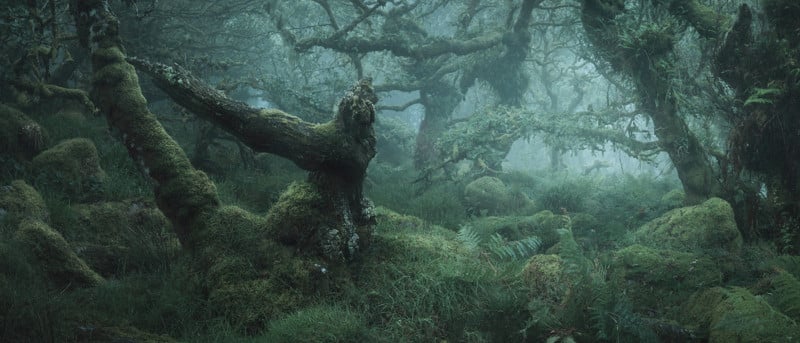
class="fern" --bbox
[456,224,481,251]
[768,255,800,278]
[769,270,800,321]
[744,87,783,106]
[487,233,541,260]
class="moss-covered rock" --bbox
[0,180,48,226]
[463,176,534,216]
[633,197,742,273]
[467,211,564,250]
[610,244,722,315]
[522,254,575,305]
[70,200,177,276]
[660,189,686,209]
[14,219,103,288]
[0,103,48,160]
[683,287,800,342]
[32,138,107,201]
[355,207,529,341]
[200,206,322,332]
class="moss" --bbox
[684,287,800,342]
[467,212,561,249]
[668,0,728,38]
[522,254,575,305]
[0,103,47,159]
[633,197,742,273]
[198,206,322,332]
[32,138,107,201]
[70,200,177,276]
[0,180,48,226]
[262,305,373,342]
[155,169,220,245]
[14,219,103,288]
[265,181,327,246]
[208,278,304,333]
[531,210,569,247]
[351,207,529,342]
[610,244,722,316]
[660,188,686,209]
[464,176,534,216]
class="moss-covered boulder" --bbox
[199,206,319,332]
[610,244,722,315]
[467,210,565,250]
[0,103,47,160]
[70,200,177,276]
[14,219,103,288]
[32,138,107,201]
[0,180,48,226]
[464,176,534,216]
[522,254,575,305]
[633,197,742,273]
[683,287,800,342]
[354,207,529,341]
[660,189,686,209]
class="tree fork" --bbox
[72,0,378,262]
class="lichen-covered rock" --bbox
[0,180,48,226]
[32,138,107,201]
[633,197,742,273]
[463,176,534,216]
[610,244,722,314]
[14,219,103,288]
[683,287,800,342]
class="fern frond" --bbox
[768,255,800,278]
[769,270,800,321]
[744,87,782,106]
[457,224,481,251]
[487,233,541,260]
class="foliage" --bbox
[487,234,541,261]
[537,180,588,213]
[261,305,373,343]
[521,218,663,342]
[350,208,530,342]
[366,164,468,229]
[708,287,800,342]
[743,86,783,106]
[766,270,800,321]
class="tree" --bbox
[66,0,386,326]
[271,0,544,171]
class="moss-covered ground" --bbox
[1,101,799,342]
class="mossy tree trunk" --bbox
[70,0,377,263]
[579,0,721,204]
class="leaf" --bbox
[744,87,783,106]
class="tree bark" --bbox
[579,0,721,204]
[71,0,378,262]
